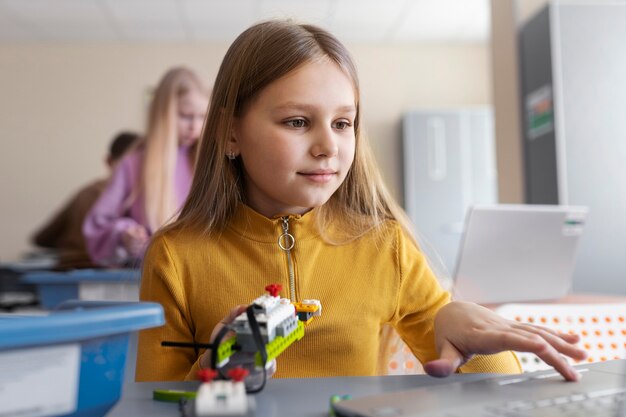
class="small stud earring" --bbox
[227,151,236,160]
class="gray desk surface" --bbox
[108,373,488,417]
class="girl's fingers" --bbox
[210,305,248,342]
[424,339,464,378]
[511,321,581,344]
[534,344,580,381]
[224,305,248,323]
[266,359,277,378]
[480,330,581,381]
[203,305,249,369]
[556,332,580,344]
[510,323,587,361]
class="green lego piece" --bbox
[153,389,197,403]
[329,394,352,416]
[215,317,306,368]
[216,335,237,365]
[254,320,305,367]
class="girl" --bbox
[83,67,210,266]
[136,21,586,382]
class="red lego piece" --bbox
[197,368,218,383]
[264,283,282,297]
[227,367,250,382]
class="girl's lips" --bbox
[298,171,337,183]
[299,168,337,175]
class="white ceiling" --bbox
[0,0,491,44]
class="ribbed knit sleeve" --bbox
[459,351,521,374]
[136,234,201,381]
[391,226,451,364]
[392,226,521,375]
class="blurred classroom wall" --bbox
[0,41,491,261]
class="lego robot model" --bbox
[210,283,321,372]
[192,283,321,417]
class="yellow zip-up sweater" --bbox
[136,204,520,381]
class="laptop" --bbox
[333,359,626,417]
[452,204,588,304]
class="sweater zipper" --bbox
[278,216,296,301]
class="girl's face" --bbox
[177,90,209,147]
[231,59,357,218]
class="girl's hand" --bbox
[120,225,149,257]
[199,305,278,384]
[423,301,588,381]
[200,305,247,369]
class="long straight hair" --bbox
[172,20,416,247]
[138,67,208,232]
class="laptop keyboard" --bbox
[476,387,626,417]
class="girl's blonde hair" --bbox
[138,67,209,232]
[174,20,416,246]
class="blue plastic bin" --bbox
[0,301,164,416]
[0,259,53,308]
[21,269,141,309]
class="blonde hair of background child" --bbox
[172,21,415,250]
[136,67,209,232]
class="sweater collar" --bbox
[229,203,321,243]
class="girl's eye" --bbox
[334,120,352,130]
[285,119,307,128]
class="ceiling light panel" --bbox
[331,0,407,26]
[182,0,257,41]
[104,0,182,23]
[259,0,332,25]
[328,0,410,42]
[393,0,489,42]
[182,0,256,22]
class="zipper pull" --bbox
[278,216,296,301]
[278,217,295,251]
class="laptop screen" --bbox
[452,204,588,304]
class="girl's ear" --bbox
[225,116,241,159]
[219,107,240,156]
[229,118,238,143]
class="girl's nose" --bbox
[311,127,338,158]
